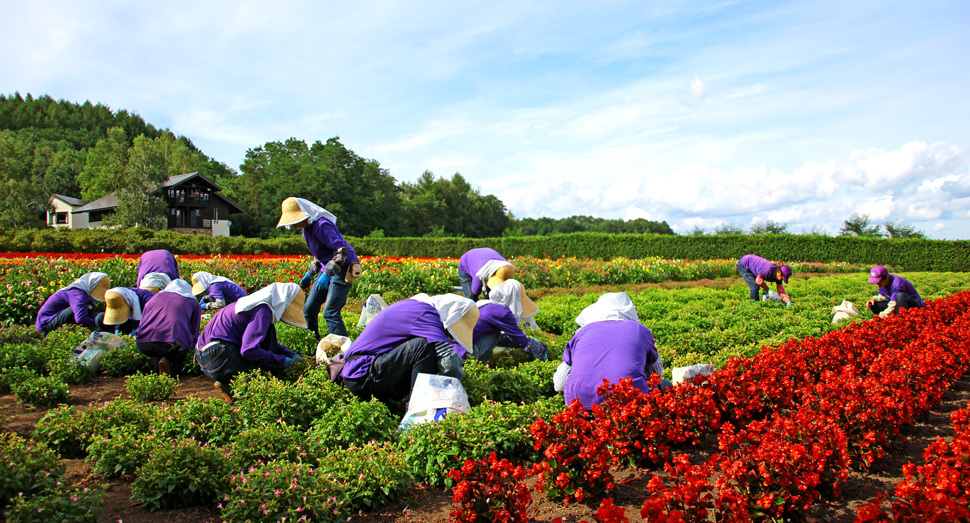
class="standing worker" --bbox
[191,271,247,310]
[277,197,361,337]
[458,247,516,300]
[136,249,180,289]
[472,279,547,363]
[736,254,793,305]
[865,265,925,317]
[136,279,201,376]
[35,272,112,336]
[553,292,667,408]
[97,286,156,335]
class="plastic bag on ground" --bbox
[399,373,470,431]
[72,331,126,374]
[315,334,352,365]
[671,363,715,385]
[831,299,860,323]
[762,290,783,303]
[357,294,388,329]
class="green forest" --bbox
[0,93,674,238]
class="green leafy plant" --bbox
[33,400,159,458]
[152,397,241,447]
[47,355,92,385]
[0,366,39,395]
[125,372,179,402]
[316,442,410,513]
[220,461,337,522]
[12,375,69,407]
[0,432,64,507]
[86,429,162,478]
[131,438,231,511]
[4,482,103,523]
[99,344,152,376]
[227,422,306,469]
[305,398,399,451]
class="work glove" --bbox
[786,301,792,308]
[325,247,348,276]
[523,338,549,361]
[299,272,313,291]
[878,300,897,318]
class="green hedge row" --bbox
[1,228,967,271]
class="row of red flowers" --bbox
[447,291,970,522]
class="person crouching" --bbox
[135,279,201,376]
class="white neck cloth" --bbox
[192,271,233,293]
[161,279,195,298]
[61,272,109,301]
[236,282,301,324]
[107,287,143,321]
[575,292,639,327]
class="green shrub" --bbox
[152,398,240,447]
[232,369,352,429]
[125,372,179,402]
[0,433,64,507]
[0,342,49,374]
[0,324,41,344]
[47,355,91,385]
[0,366,40,395]
[317,442,409,513]
[12,376,69,407]
[4,482,103,523]
[86,430,161,478]
[227,422,305,469]
[99,344,151,376]
[33,400,159,458]
[305,398,399,451]
[131,439,231,511]
[42,324,92,352]
[220,461,338,523]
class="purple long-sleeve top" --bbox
[136,249,180,287]
[341,299,458,380]
[136,291,201,350]
[562,320,659,408]
[472,303,529,349]
[458,248,507,298]
[879,274,925,306]
[303,218,358,268]
[738,254,782,281]
[197,302,295,367]
[208,281,247,305]
[35,288,97,333]
[127,287,157,310]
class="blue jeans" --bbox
[41,308,87,336]
[137,341,188,374]
[305,262,352,337]
[196,325,283,384]
[737,262,761,301]
[458,269,474,299]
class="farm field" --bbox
[1,253,969,522]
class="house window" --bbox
[55,212,68,225]
[89,209,114,223]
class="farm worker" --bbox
[458,247,516,300]
[135,279,201,376]
[136,249,180,289]
[195,282,306,401]
[472,279,548,363]
[553,292,668,408]
[34,272,111,336]
[96,286,156,335]
[340,293,479,405]
[865,265,925,317]
[277,197,361,338]
[139,272,172,294]
[190,271,247,310]
[736,254,792,305]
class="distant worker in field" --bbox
[736,254,793,305]
[35,272,111,336]
[554,292,668,408]
[191,271,247,311]
[865,265,925,317]
[472,279,548,363]
[136,249,180,289]
[458,247,517,300]
[97,286,156,335]
[136,279,201,376]
[195,282,307,401]
[340,293,479,406]
[277,197,361,338]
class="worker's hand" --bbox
[300,272,313,290]
[786,301,792,308]
[865,299,875,309]
[283,357,294,368]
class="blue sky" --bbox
[3,0,969,238]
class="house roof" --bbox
[163,172,223,191]
[51,194,88,207]
[72,192,118,213]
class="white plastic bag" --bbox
[671,364,715,385]
[357,294,388,329]
[831,300,861,324]
[399,373,470,431]
[71,331,126,374]
[762,290,783,303]
[315,334,352,365]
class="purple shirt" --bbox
[208,281,247,305]
[136,250,180,287]
[35,288,96,333]
[473,303,529,349]
[458,248,507,298]
[136,291,201,350]
[197,302,295,367]
[879,274,925,306]
[738,254,782,281]
[303,218,358,268]
[562,320,659,408]
[341,299,459,380]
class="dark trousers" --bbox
[95,313,139,335]
[867,292,924,315]
[737,262,761,300]
[195,326,282,384]
[41,308,90,336]
[137,341,188,374]
[344,337,438,404]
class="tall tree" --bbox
[840,213,882,237]
[748,219,789,235]
[883,219,926,239]
[105,135,170,229]
[77,126,129,201]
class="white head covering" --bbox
[575,292,639,328]
[282,198,338,226]
[191,271,233,295]
[61,272,109,301]
[160,278,195,298]
[486,278,532,322]
[106,287,143,321]
[235,282,302,325]
[140,272,172,291]
[475,259,513,286]
[410,293,477,353]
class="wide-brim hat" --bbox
[190,274,206,296]
[520,287,539,319]
[486,265,516,291]
[449,306,480,353]
[102,290,132,325]
[91,276,111,302]
[280,289,307,328]
[277,197,309,228]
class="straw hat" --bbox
[280,289,307,328]
[190,274,206,296]
[516,282,539,319]
[102,291,132,325]
[91,276,111,302]
[449,306,480,353]
[486,265,516,291]
[277,197,308,228]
